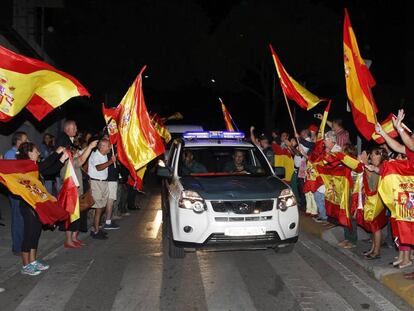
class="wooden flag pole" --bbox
[281,89,299,141]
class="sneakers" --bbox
[121,212,131,216]
[21,263,41,276]
[32,260,50,271]
[102,222,120,230]
[90,230,108,240]
[313,217,328,223]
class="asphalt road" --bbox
[0,186,411,311]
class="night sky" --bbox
[40,0,412,142]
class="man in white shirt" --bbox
[88,139,116,239]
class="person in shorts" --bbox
[88,139,115,239]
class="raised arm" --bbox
[393,109,414,151]
[375,122,405,154]
[77,140,98,166]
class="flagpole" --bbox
[281,89,298,139]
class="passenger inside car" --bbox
[222,150,256,174]
[180,150,208,175]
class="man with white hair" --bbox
[313,131,342,223]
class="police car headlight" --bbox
[277,189,296,211]
[179,190,206,213]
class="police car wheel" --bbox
[168,221,185,258]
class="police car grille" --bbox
[210,200,274,213]
[207,231,279,243]
[215,216,272,222]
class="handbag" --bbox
[79,189,94,211]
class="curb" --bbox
[299,212,414,308]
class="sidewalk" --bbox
[0,193,88,284]
[300,211,414,307]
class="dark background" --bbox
[21,0,414,142]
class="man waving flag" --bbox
[343,9,378,141]
[0,45,89,122]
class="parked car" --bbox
[158,130,299,258]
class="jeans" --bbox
[9,196,24,253]
[44,180,54,196]
[344,218,358,243]
[314,191,327,220]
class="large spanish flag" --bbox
[0,159,68,225]
[272,143,294,182]
[343,9,377,141]
[269,44,324,110]
[0,45,89,122]
[57,159,80,223]
[219,98,236,131]
[378,160,414,245]
[317,164,352,228]
[106,66,164,190]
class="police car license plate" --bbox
[224,227,266,236]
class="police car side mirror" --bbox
[157,166,172,179]
[274,166,285,179]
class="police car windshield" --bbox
[178,146,272,177]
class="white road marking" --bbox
[197,252,257,311]
[265,251,354,311]
[14,259,94,311]
[300,239,400,311]
[111,257,163,311]
[142,210,163,239]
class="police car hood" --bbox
[180,176,287,200]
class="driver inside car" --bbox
[223,150,255,174]
[180,150,208,175]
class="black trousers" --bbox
[20,204,42,252]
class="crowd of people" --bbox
[0,120,142,276]
[251,109,414,280]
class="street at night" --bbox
[0,177,412,311]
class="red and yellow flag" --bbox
[371,114,400,144]
[317,164,352,228]
[343,9,377,141]
[352,172,387,233]
[0,159,68,225]
[102,104,120,145]
[219,98,236,131]
[57,159,80,223]
[107,66,164,190]
[0,45,89,122]
[378,160,414,244]
[150,113,172,143]
[269,44,324,110]
[271,143,294,182]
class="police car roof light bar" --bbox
[183,131,245,139]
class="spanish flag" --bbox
[272,143,294,182]
[343,9,377,141]
[150,113,172,143]
[219,98,236,131]
[0,159,68,225]
[352,172,387,232]
[0,45,89,122]
[106,66,164,190]
[317,164,352,228]
[371,114,399,144]
[57,159,80,223]
[269,44,324,110]
[378,160,414,245]
[102,104,120,145]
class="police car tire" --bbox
[168,221,185,258]
[274,244,294,254]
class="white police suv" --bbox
[158,131,299,258]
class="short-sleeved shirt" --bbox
[4,147,17,159]
[262,147,275,165]
[88,150,108,180]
